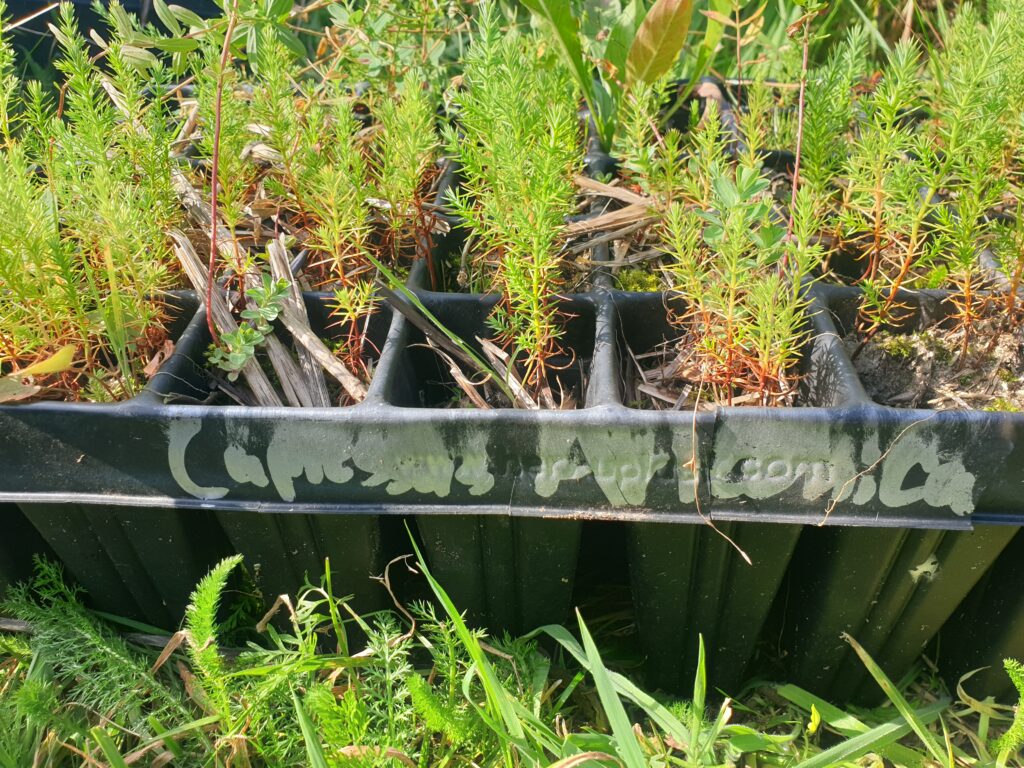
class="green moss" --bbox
[997,367,1019,384]
[617,268,662,292]
[879,334,914,359]
[921,334,954,363]
[984,397,1020,412]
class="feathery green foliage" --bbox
[1,549,1021,767]
[996,659,1024,759]
[0,1,179,400]
[446,6,580,397]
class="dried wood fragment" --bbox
[573,175,651,206]
[565,203,658,237]
[478,337,538,410]
[279,302,368,401]
[170,231,283,407]
[267,237,332,407]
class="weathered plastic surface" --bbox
[627,521,802,693]
[778,524,1017,702]
[15,502,394,626]
[0,504,52,596]
[415,516,582,634]
[17,502,232,627]
[939,528,1024,700]
[1,272,1021,529]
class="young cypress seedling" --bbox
[445,6,581,403]
[0,1,180,401]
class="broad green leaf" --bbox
[521,0,588,87]
[17,345,77,377]
[150,36,199,53]
[169,4,205,29]
[152,0,182,34]
[246,24,259,65]
[604,0,642,84]
[121,44,159,70]
[267,0,293,19]
[728,730,774,753]
[276,27,307,59]
[627,0,695,85]
[521,0,605,139]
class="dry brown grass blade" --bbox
[278,302,368,401]
[149,630,188,675]
[170,232,284,407]
[568,219,654,255]
[267,238,332,407]
[565,204,658,237]
[478,337,538,409]
[574,175,651,206]
[427,338,491,408]
[263,333,312,407]
[255,593,297,633]
[548,752,624,767]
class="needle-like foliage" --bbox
[445,6,581,396]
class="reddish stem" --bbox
[206,0,240,345]
[787,22,811,243]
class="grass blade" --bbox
[90,727,130,768]
[576,610,647,768]
[407,526,538,763]
[535,623,692,748]
[843,633,949,764]
[793,700,947,768]
[293,690,329,768]
[776,683,929,766]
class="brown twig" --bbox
[207,0,241,344]
[787,15,813,243]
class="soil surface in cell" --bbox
[847,329,1024,411]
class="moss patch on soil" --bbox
[848,329,1024,410]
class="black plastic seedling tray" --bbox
[3,255,1023,693]
[3,277,1021,527]
[940,528,1024,700]
[0,504,52,596]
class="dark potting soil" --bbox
[847,328,1024,411]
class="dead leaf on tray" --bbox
[0,378,42,403]
[564,203,658,236]
[573,175,651,206]
[143,339,175,379]
[0,344,77,403]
